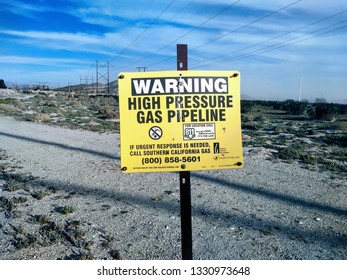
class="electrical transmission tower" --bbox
[80,75,93,85]
[95,60,114,94]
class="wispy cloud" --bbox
[0,55,87,67]
[0,0,346,101]
[0,29,120,56]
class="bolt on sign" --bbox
[118,70,243,173]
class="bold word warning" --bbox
[131,76,228,95]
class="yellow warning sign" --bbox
[118,70,243,173]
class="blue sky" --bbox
[1,0,346,102]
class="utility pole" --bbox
[298,77,302,102]
[107,60,110,94]
[96,60,99,94]
[136,66,148,72]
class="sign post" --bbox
[118,45,243,260]
[177,44,193,260]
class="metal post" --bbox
[96,60,99,94]
[179,171,192,260]
[177,44,193,260]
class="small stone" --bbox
[315,217,321,221]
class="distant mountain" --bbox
[56,81,257,99]
[55,80,118,94]
[241,93,255,100]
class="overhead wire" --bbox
[108,0,176,64]
[98,0,155,68]
[134,0,195,46]
[191,10,347,68]
[145,0,302,69]
[190,0,302,51]
[120,0,241,70]
[204,20,347,66]
[112,0,155,50]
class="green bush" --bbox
[241,100,254,113]
[277,142,307,161]
[309,104,339,121]
[0,79,7,89]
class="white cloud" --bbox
[0,55,87,67]
[1,30,102,45]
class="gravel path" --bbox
[0,116,346,259]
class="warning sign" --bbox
[118,70,243,173]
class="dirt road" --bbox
[0,116,346,259]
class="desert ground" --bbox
[1,89,346,259]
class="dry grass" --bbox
[32,113,51,122]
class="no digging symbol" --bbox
[149,126,162,140]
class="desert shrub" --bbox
[309,104,339,121]
[32,113,51,122]
[254,115,267,122]
[294,130,306,138]
[70,99,82,108]
[31,190,49,200]
[28,214,50,224]
[242,113,255,122]
[326,121,347,131]
[98,106,117,119]
[274,125,288,134]
[0,79,7,89]
[301,154,317,165]
[0,196,15,211]
[55,205,75,214]
[12,233,38,249]
[323,161,347,173]
[272,102,282,110]
[0,103,20,113]
[0,98,15,104]
[3,181,21,192]
[47,100,59,108]
[40,222,64,245]
[242,122,263,130]
[277,142,307,161]
[331,147,347,159]
[282,100,307,115]
[323,134,347,147]
[241,100,254,113]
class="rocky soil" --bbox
[1,115,346,260]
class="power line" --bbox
[134,0,195,46]
[190,0,302,52]
[113,0,155,47]
[109,0,177,64]
[191,10,347,68]
[121,0,241,69]
[204,20,347,66]
[144,0,302,69]
[98,0,155,69]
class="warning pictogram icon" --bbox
[149,126,162,140]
